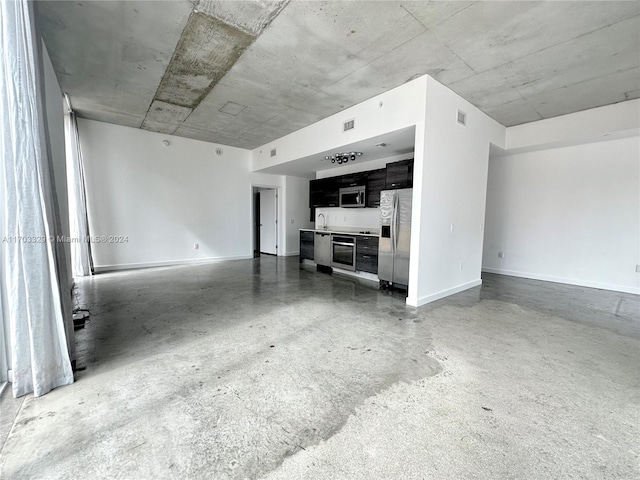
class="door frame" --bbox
[250,184,282,257]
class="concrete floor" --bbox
[0,256,638,479]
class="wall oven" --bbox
[331,235,356,271]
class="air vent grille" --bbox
[457,109,467,126]
[343,119,355,132]
[270,148,276,157]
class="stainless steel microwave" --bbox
[339,185,366,208]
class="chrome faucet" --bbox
[317,213,327,230]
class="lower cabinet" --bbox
[355,235,379,274]
[301,231,379,274]
[300,230,314,262]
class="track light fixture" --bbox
[323,151,362,165]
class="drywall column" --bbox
[407,77,505,307]
[406,90,428,306]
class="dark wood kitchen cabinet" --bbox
[366,168,386,207]
[355,235,379,274]
[308,158,414,216]
[338,172,367,188]
[309,177,339,208]
[299,230,314,262]
[385,159,414,189]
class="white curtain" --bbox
[64,104,93,277]
[0,0,74,397]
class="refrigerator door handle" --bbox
[392,193,398,253]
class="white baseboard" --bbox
[93,255,254,273]
[406,279,482,307]
[482,267,640,295]
[283,251,300,257]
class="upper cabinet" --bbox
[385,159,413,189]
[338,172,367,188]
[366,168,386,207]
[309,159,414,208]
[309,177,339,207]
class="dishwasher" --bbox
[314,231,331,267]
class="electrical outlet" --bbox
[459,261,463,270]
[498,251,504,258]
[194,243,199,250]
[450,223,455,233]
[636,264,640,273]
[290,218,294,224]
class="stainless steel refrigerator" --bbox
[378,188,412,287]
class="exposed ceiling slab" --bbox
[36,0,194,128]
[37,1,640,150]
[140,0,289,136]
[151,13,254,109]
[141,100,192,134]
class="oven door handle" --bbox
[332,241,355,247]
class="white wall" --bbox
[42,41,75,360]
[283,176,314,255]
[483,136,640,294]
[506,99,640,151]
[42,42,70,269]
[314,207,380,232]
[407,77,506,306]
[78,119,294,270]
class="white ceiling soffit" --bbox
[37,1,640,150]
[257,126,416,178]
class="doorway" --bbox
[253,187,278,256]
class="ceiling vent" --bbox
[270,148,277,157]
[219,101,247,116]
[343,118,355,132]
[457,109,467,126]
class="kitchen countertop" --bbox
[300,228,379,237]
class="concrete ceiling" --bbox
[38,1,640,150]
